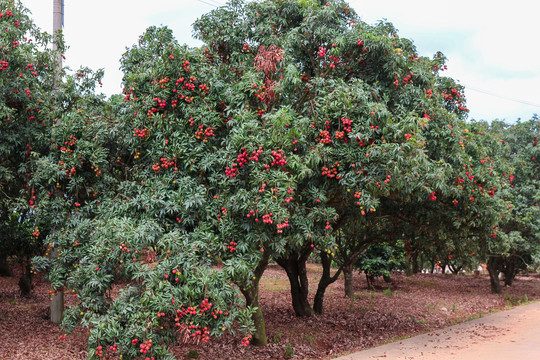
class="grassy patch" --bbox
[466,312,484,321]
[284,343,294,357]
[305,263,324,274]
[504,290,527,307]
[304,333,315,346]
[354,290,383,298]
[260,277,289,292]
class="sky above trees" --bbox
[21,0,540,122]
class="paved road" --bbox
[334,301,540,360]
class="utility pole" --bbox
[50,0,64,325]
[52,0,63,79]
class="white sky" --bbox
[20,0,540,122]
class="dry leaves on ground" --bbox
[1,263,539,360]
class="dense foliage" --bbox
[0,0,537,359]
[0,0,60,291]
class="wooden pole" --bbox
[50,0,64,325]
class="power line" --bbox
[205,0,226,6]
[197,0,222,8]
[463,84,540,109]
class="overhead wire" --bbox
[462,84,540,109]
[205,0,226,6]
[196,0,223,8]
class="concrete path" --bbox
[334,301,540,360]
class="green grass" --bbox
[352,291,378,311]
[466,312,484,321]
[285,343,294,357]
[354,290,383,297]
[260,277,289,292]
[416,280,439,286]
[304,333,315,346]
[9,295,18,306]
[349,298,356,312]
[504,291,530,308]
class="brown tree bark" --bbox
[411,251,421,274]
[313,251,342,314]
[430,259,436,274]
[502,255,518,287]
[18,257,33,296]
[343,263,354,298]
[240,251,270,346]
[0,255,12,277]
[337,231,366,298]
[275,249,313,317]
[487,256,502,294]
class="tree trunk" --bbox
[18,258,33,296]
[504,274,514,287]
[487,256,502,294]
[405,250,420,275]
[50,247,64,324]
[240,251,270,346]
[343,263,354,298]
[449,264,462,275]
[313,252,342,314]
[365,272,375,289]
[412,251,420,274]
[275,251,313,317]
[502,256,517,287]
[337,232,365,299]
[242,288,267,346]
[440,262,447,274]
[0,255,12,277]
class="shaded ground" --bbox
[1,263,540,359]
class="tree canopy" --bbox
[0,0,537,359]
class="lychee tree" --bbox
[190,0,513,325]
[29,1,528,358]
[0,0,61,292]
[481,117,540,292]
[192,0,513,316]
[34,26,263,357]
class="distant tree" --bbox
[485,117,540,291]
[356,240,406,288]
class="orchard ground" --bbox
[1,262,539,360]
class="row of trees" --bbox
[1,0,538,358]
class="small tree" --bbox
[356,240,406,288]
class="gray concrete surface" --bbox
[333,301,540,360]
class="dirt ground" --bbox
[1,263,540,360]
